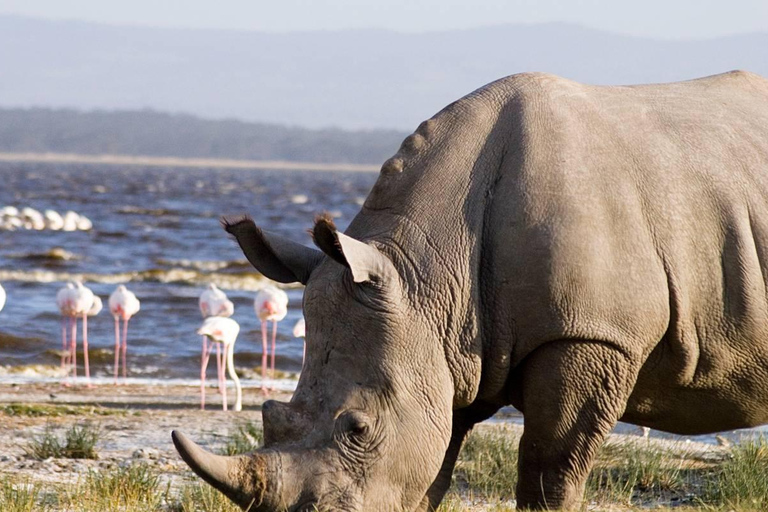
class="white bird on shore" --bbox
[76,214,93,231]
[254,285,288,393]
[198,316,242,412]
[21,207,45,230]
[0,283,6,314]
[109,285,140,384]
[293,317,306,368]
[44,210,64,231]
[62,211,80,232]
[199,284,234,394]
[1,206,19,218]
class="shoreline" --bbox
[0,151,380,173]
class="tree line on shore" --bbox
[0,107,407,165]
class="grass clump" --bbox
[703,436,768,508]
[171,482,241,512]
[0,477,49,512]
[26,422,101,459]
[220,421,263,456]
[586,438,693,505]
[451,426,519,500]
[1,403,124,417]
[66,463,164,512]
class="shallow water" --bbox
[0,161,377,380]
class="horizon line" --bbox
[0,152,380,173]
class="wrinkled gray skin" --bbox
[173,70,768,511]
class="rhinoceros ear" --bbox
[311,214,389,283]
[222,216,322,285]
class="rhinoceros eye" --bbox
[338,410,372,438]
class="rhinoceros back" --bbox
[479,72,768,425]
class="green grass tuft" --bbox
[170,482,244,512]
[1,403,125,417]
[451,426,519,501]
[26,422,101,460]
[220,421,263,456]
[65,463,163,512]
[703,436,768,508]
[0,477,49,512]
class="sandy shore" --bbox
[0,382,291,491]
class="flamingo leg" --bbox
[121,318,129,379]
[82,313,91,387]
[113,317,120,384]
[216,343,224,394]
[220,343,228,411]
[70,313,78,383]
[62,316,72,386]
[200,335,209,410]
[61,316,68,371]
[270,319,277,390]
[260,320,268,395]
[226,342,242,412]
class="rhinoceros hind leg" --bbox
[516,340,639,510]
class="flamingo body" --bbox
[254,285,288,321]
[109,285,140,383]
[56,281,96,386]
[254,285,288,392]
[109,285,140,320]
[199,284,234,318]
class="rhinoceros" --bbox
[172,70,768,511]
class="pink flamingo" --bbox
[56,283,76,377]
[55,281,95,386]
[108,285,140,383]
[199,284,234,397]
[293,317,306,368]
[73,282,96,387]
[198,316,242,411]
[254,285,288,393]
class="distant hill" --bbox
[0,108,406,165]
[0,16,766,129]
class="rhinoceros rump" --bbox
[173,71,768,510]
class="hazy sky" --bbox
[0,0,766,39]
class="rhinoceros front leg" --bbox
[416,404,499,511]
[516,340,639,510]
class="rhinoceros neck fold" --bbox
[346,82,528,408]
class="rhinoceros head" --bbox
[173,215,455,511]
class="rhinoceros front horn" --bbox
[172,430,271,510]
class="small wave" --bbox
[0,364,67,378]
[0,268,302,291]
[154,258,252,272]
[116,206,178,216]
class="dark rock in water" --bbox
[20,247,79,262]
